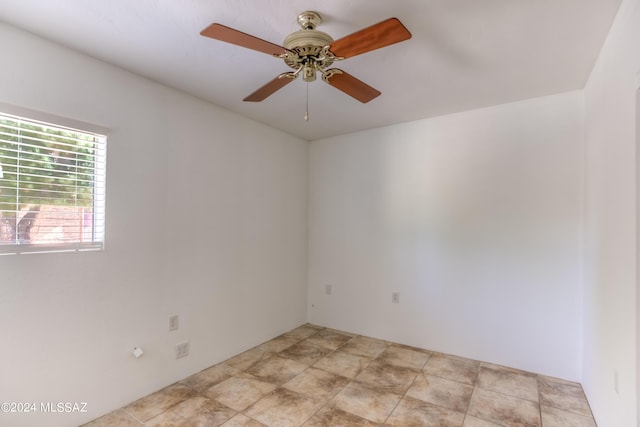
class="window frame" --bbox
[0,103,108,255]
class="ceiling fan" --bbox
[200,11,411,104]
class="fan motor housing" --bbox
[283,29,335,69]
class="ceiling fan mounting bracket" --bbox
[297,11,322,30]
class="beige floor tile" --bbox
[324,327,357,337]
[255,335,301,354]
[354,360,419,395]
[304,329,353,350]
[141,407,184,426]
[283,367,350,400]
[124,383,196,422]
[538,376,593,417]
[476,365,538,402]
[84,325,598,427]
[462,415,503,426]
[313,350,372,379]
[480,362,535,375]
[221,414,267,427]
[245,355,308,385]
[406,372,473,412]
[225,346,275,371]
[278,341,333,366]
[331,381,401,423]
[181,363,240,393]
[386,396,465,426]
[538,374,582,388]
[302,405,379,427]
[282,324,324,341]
[376,344,431,370]
[244,388,321,427]
[467,387,541,427]
[206,373,277,411]
[144,395,235,427]
[339,335,389,358]
[80,408,142,426]
[541,404,597,427]
[424,354,480,385]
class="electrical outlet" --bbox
[325,284,332,295]
[392,292,400,303]
[175,341,189,359]
[169,315,179,331]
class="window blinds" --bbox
[0,112,106,254]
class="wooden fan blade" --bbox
[324,70,381,103]
[329,18,411,58]
[243,74,296,102]
[201,23,289,56]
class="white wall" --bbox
[309,91,584,381]
[582,0,640,425]
[0,23,308,427]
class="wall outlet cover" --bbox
[175,341,189,359]
[169,315,179,331]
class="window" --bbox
[0,109,106,254]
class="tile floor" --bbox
[83,324,596,427]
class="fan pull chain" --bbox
[304,82,309,122]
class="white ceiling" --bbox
[0,0,621,141]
